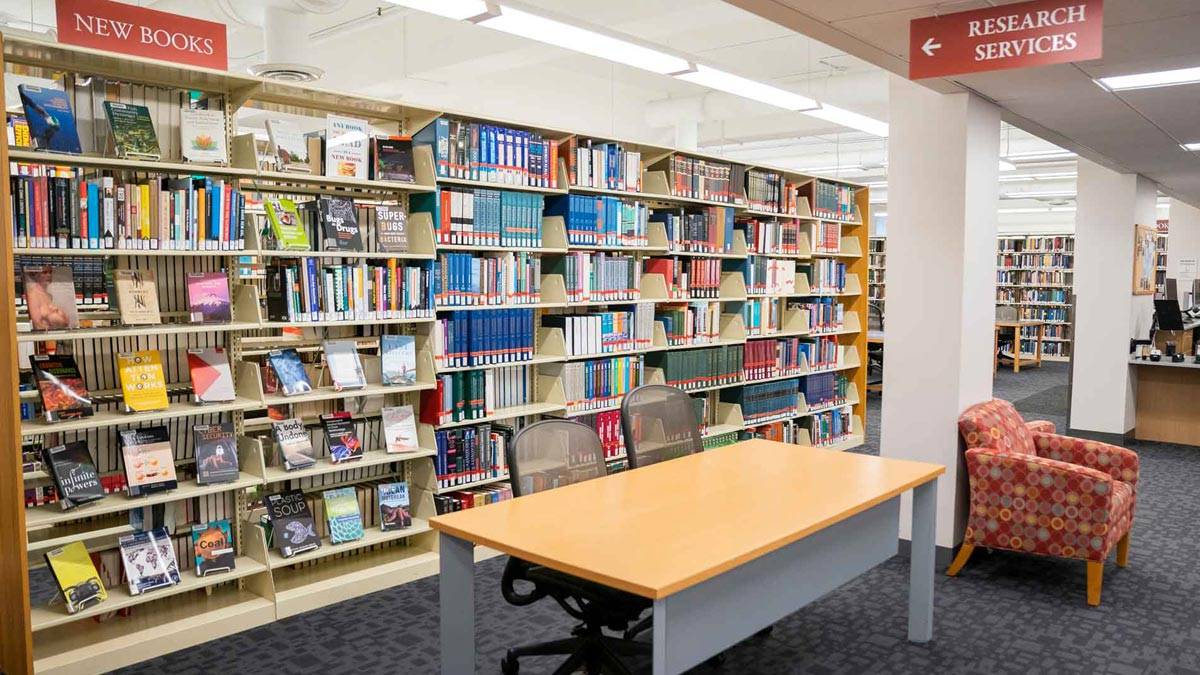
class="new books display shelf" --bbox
[0,35,868,675]
[996,234,1075,362]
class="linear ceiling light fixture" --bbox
[802,104,889,137]
[385,0,492,21]
[1003,149,1077,162]
[1182,142,1200,151]
[674,64,819,111]
[1096,66,1200,91]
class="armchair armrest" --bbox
[1031,432,1139,487]
[1025,420,1056,434]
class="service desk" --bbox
[1131,356,1200,445]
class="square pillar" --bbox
[1166,199,1200,307]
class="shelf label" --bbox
[55,0,228,70]
[909,0,1102,80]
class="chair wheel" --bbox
[501,653,519,674]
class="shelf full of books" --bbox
[0,34,868,675]
[996,234,1075,361]
[868,236,885,316]
[1155,220,1169,296]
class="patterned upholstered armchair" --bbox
[950,399,1139,606]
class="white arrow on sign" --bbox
[921,37,942,56]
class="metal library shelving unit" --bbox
[995,233,1075,362]
[1155,223,1169,296]
[0,34,868,675]
[868,236,885,315]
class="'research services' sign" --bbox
[909,0,1102,80]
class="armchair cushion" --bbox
[959,399,1036,456]
[1032,432,1140,487]
[1025,420,1056,434]
[962,448,1136,562]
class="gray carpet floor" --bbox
[115,362,1200,674]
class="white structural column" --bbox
[881,75,1000,550]
[1167,199,1200,306]
[1069,159,1157,439]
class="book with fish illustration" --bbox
[322,486,364,544]
[265,489,321,558]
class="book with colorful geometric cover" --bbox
[322,486,364,544]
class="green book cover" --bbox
[103,101,160,159]
[265,199,311,251]
[322,486,363,544]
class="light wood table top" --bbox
[995,319,1044,328]
[429,439,944,599]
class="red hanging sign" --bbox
[909,0,1102,80]
[55,0,228,71]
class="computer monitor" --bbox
[1155,298,1185,331]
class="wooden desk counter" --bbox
[432,440,944,675]
[432,440,943,599]
[1132,357,1200,445]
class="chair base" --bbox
[947,540,1132,607]
[503,629,647,675]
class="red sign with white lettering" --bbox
[55,0,227,70]
[909,0,1102,80]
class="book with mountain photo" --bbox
[382,334,417,385]
[103,101,161,160]
[186,271,232,324]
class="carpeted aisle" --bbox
[117,362,1200,674]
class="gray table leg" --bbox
[440,533,475,675]
[652,598,668,675]
[908,478,937,642]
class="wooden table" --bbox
[430,440,944,675]
[994,320,1045,373]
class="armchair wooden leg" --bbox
[1086,561,1103,606]
[1117,532,1131,568]
[946,543,975,577]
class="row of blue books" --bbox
[798,372,848,409]
[807,259,847,294]
[808,406,854,446]
[413,188,544,248]
[546,194,649,248]
[415,117,559,189]
[432,423,513,489]
[434,309,536,368]
[433,252,542,307]
[726,379,800,425]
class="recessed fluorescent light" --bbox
[803,104,888,137]
[1182,142,1200,151]
[1003,190,1076,198]
[1097,66,1200,91]
[1003,150,1076,161]
[385,0,490,21]
[865,181,887,188]
[675,65,819,111]
[999,207,1052,214]
[478,7,691,74]
[999,171,1078,183]
[999,160,1017,171]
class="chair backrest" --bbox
[620,384,703,469]
[506,419,608,498]
[868,301,884,331]
[958,399,1035,456]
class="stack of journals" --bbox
[551,252,640,302]
[656,303,721,346]
[647,346,742,392]
[651,207,735,253]
[433,309,535,368]
[725,379,800,425]
[742,297,784,337]
[560,355,644,413]
[799,372,848,408]
[666,155,742,204]
[807,259,847,294]
[809,221,841,254]
[739,218,801,255]
[546,194,648,248]
[745,169,799,214]
[574,410,625,460]
[744,338,808,381]
[420,365,530,425]
[434,252,542,306]
[265,259,434,322]
[10,172,245,250]
[435,484,514,514]
[807,407,854,446]
[811,180,856,221]
[433,422,512,489]
[415,117,559,188]
[542,307,653,356]
[413,188,544,248]
[566,139,641,192]
[644,257,722,299]
[744,257,796,296]
[799,298,844,332]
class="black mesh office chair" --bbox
[867,301,884,391]
[501,420,651,675]
[619,384,703,468]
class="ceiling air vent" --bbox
[248,62,324,82]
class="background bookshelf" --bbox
[996,233,1075,362]
[868,236,885,317]
[0,35,868,674]
[1155,220,1169,296]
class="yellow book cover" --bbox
[45,541,108,614]
[139,184,151,240]
[118,350,170,412]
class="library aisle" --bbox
[107,362,1200,673]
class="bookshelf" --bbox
[0,34,868,675]
[996,233,1075,362]
[868,237,885,316]
[1156,222,1169,296]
